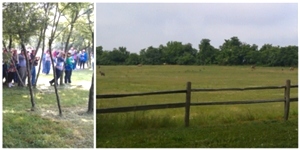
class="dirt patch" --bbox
[38,106,93,124]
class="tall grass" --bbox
[96,65,298,148]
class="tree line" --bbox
[96,36,298,67]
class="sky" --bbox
[96,2,298,53]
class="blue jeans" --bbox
[31,66,36,85]
[42,60,46,73]
[45,61,51,74]
[73,60,77,70]
[64,70,72,83]
[49,68,62,85]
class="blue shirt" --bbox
[18,54,26,67]
[56,56,64,70]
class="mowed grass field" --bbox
[96,65,298,148]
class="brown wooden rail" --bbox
[97,80,298,127]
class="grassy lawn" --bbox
[2,68,94,148]
[97,117,298,148]
[96,65,298,148]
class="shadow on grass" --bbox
[2,70,94,148]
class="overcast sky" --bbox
[96,3,298,53]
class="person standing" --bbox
[2,49,10,84]
[69,47,77,70]
[7,58,17,88]
[44,50,51,75]
[18,49,27,87]
[42,51,46,74]
[77,50,82,69]
[29,49,39,86]
[10,49,19,84]
[49,52,64,86]
[65,52,74,84]
[79,49,88,69]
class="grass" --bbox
[96,65,298,148]
[2,68,94,148]
[97,117,298,148]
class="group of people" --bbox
[2,48,39,87]
[47,47,89,86]
[42,47,89,74]
[2,46,91,88]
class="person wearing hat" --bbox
[65,51,74,84]
[49,51,65,86]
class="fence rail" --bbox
[97,80,298,127]
[96,89,186,99]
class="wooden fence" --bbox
[97,80,298,127]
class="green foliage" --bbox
[96,36,298,67]
[2,2,93,53]
[140,46,163,65]
[198,39,219,65]
[126,53,141,65]
[3,3,46,44]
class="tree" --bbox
[59,2,93,84]
[217,36,243,65]
[87,73,94,113]
[3,2,46,110]
[96,36,298,67]
[96,46,103,65]
[48,3,66,116]
[35,3,52,86]
[140,46,162,65]
[106,47,130,64]
[277,46,298,67]
[177,43,197,65]
[198,39,218,65]
[126,53,140,65]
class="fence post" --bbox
[185,82,191,127]
[284,79,291,121]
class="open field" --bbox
[2,69,94,148]
[96,65,298,148]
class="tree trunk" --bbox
[20,43,35,111]
[36,3,51,85]
[35,23,47,85]
[49,39,63,116]
[60,22,76,85]
[5,36,24,87]
[87,73,94,113]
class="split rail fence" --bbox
[97,79,298,127]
